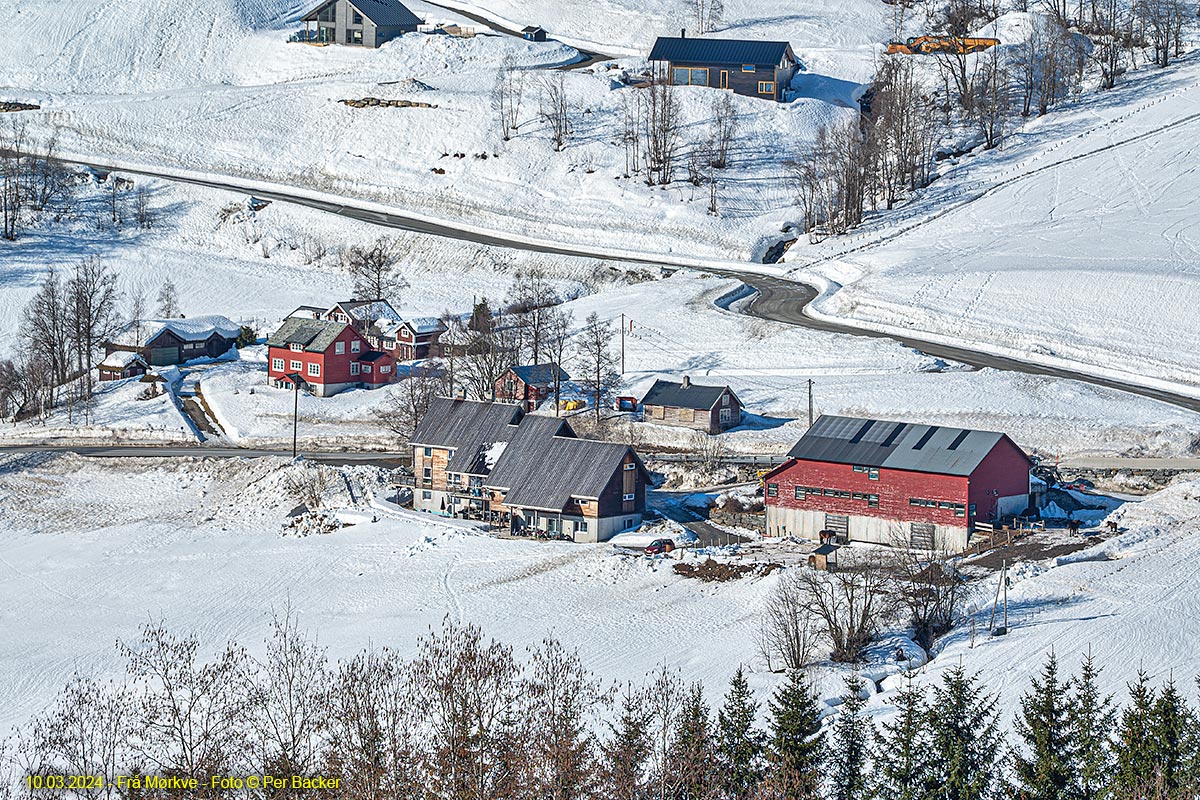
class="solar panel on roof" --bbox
[848,419,875,444]
[881,423,906,448]
[948,430,971,450]
[912,427,939,450]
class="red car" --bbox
[644,539,676,556]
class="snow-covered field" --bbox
[3,452,1200,738]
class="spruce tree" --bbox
[766,668,824,799]
[873,678,935,800]
[672,682,716,800]
[1066,650,1116,800]
[1112,671,1157,797]
[717,666,766,800]
[604,684,652,800]
[828,674,871,800]
[1012,652,1075,800]
[1149,677,1198,794]
[927,663,1003,800]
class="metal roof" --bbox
[648,36,793,66]
[267,318,349,353]
[489,434,648,510]
[785,415,1027,477]
[304,0,422,27]
[641,378,734,411]
[510,363,569,386]
[410,398,525,473]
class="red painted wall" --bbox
[268,326,374,387]
[967,436,1032,520]
[764,459,970,527]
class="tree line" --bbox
[5,614,1200,800]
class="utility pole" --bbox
[288,373,303,460]
[620,313,626,374]
[807,379,814,427]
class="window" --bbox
[335,342,345,355]
[758,80,776,95]
[290,343,302,352]
[383,340,395,350]
[766,483,778,497]
[624,463,636,471]
[351,341,362,353]
[350,29,363,44]
[578,521,588,532]
[868,494,879,508]
[271,358,284,371]
[672,67,709,86]
[954,505,966,517]
[289,360,302,371]
[722,394,730,406]
[623,493,636,501]
[363,364,372,374]
[307,362,320,377]
[352,10,363,24]
[909,498,921,506]
[868,468,879,481]
[423,467,432,480]
[794,486,806,500]
[424,447,432,457]
[853,465,866,473]
[422,491,432,500]
[741,64,756,72]
[381,365,391,374]
[350,362,360,375]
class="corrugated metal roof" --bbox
[411,398,525,474]
[490,434,647,510]
[785,415,1026,477]
[648,36,792,66]
[510,363,569,386]
[641,378,733,411]
[265,318,348,353]
[305,0,422,27]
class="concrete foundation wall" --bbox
[765,506,969,553]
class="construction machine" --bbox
[886,35,1000,55]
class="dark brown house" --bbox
[495,363,570,411]
[300,0,421,47]
[410,398,651,542]
[641,376,743,434]
[648,35,799,101]
[105,316,241,367]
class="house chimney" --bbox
[680,27,686,38]
[682,375,691,389]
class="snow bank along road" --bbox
[0,445,409,466]
[42,156,1200,416]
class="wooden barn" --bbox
[641,376,742,434]
[648,34,799,101]
[104,316,240,368]
[762,415,1034,553]
[495,363,570,411]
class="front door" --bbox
[720,70,729,89]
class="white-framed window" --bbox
[383,340,395,350]
[350,362,360,375]
[289,360,302,371]
[290,343,302,352]
[381,365,391,374]
[623,492,636,501]
[767,483,779,497]
[719,407,733,423]
[423,467,432,480]
[350,340,361,353]
[271,358,284,371]
[335,341,345,355]
[578,521,588,532]
[624,463,635,471]
[307,362,320,377]
[363,364,372,373]
[722,393,730,406]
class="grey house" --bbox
[301,0,421,48]
[648,35,799,101]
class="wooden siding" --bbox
[665,59,796,101]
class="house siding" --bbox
[267,326,393,397]
[310,0,416,48]
[643,388,741,434]
[665,59,796,101]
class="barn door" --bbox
[720,70,729,89]
[824,514,849,543]
[910,522,936,549]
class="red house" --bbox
[495,363,570,411]
[762,415,1032,552]
[266,318,396,397]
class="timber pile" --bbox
[340,97,437,109]
[0,101,40,113]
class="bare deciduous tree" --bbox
[538,73,572,151]
[759,570,822,671]
[794,550,899,662]
[574,312,619,422]
[494,53,526,141]
[375,372,450,441]
[156,279,181,319]
[344,238,409,304]
[643,66,682,186]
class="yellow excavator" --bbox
[887,35,1001,55]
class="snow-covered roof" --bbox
[100,350,147,369]
[334,299,402,324]
[109,315,241,348]
[404,317,446,335]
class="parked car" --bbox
[644,538,676,556]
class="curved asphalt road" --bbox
[40,157,1200,416]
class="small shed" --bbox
[98,350,148,382]
[808,543,839,571]
[522,25,548,42]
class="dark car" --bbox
[644,538,676,556]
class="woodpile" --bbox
[339,97,437,109]
[0,101,40,113]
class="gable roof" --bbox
[489,434,646,510]
[266,318,353,353]
[522,25,546,33]
[410,397,526,472]
[648,36,793,66]
[510,363,569,386]
[110,315,240,348]
[331,299,402,323]
[304,0,422,27]
[641,378,734,411]
[100,350,147,369]
[403,317,448,336]
[784,415,1029,477]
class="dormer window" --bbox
[289,343,302,352]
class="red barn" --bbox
[495,363,570,411]
[762,415,1032,552]
[266,318,395,397]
